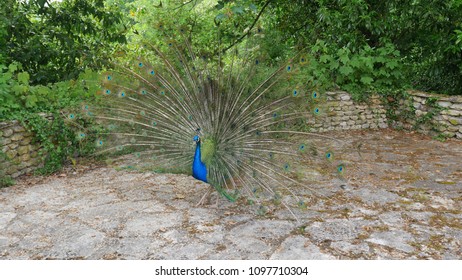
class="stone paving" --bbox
[0,129,461,259]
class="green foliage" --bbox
[381,90,448,140]
[392,0,462,95]
[0,62,102,174]
[0,0,127,176]
[0,175,15,188]
[380,90,411,125]
[0,151,15,188]
[124,0,262,59]
[0,62,100,119]
[256,0,462,96]
[123,0,461,97]
[299,41,404,100]
[19,111,101,175]
[414,97,445,130]
[0,0,129,85]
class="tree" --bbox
[255,0,462,95]
[0,0,129,85]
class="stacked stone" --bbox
[308,91,388,132]
[397,91,462,139]
[435,95,462,139]
[1,121,42,178]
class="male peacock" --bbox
[73,22,347,219]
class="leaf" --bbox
[25,94,38,108]
[375,56,386,63]
[329,60,340,70]
[17,72,30,85]
[339,66,354,76]
[350,57,361,68]
[2,72,12,81]
[11,84,27,94]
[231,6,244,14]
[362,57,374,70]
[8,63,18,73]
[339,54,350,64]
[215,13,227,21]
[386,60,399,69]
[175,193,186,199]
[378,69,390,77]
[360,76,374,85]
[320,54,331,63]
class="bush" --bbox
[0,62,102,174]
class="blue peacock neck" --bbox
[194,141,201,161]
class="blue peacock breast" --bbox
[192,139,207,183]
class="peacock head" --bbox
[194,128,201,143]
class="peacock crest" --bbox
[71,20,347,220]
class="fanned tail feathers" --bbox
[69,24,347,219]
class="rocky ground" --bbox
[0,129,461,259]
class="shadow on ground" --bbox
[1,129,461,259]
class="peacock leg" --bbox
[196,186,213,207]
[214,194,220,208]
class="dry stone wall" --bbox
[308,91,388,132]
[392,91,462,139]
[1,120,43,179]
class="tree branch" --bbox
[220,0,272,54]
[172,0,197,11]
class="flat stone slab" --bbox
[270,236,335,260]
[353,188,401,205]
[0,129,461,259]
[367,230,415,254]
[307,219,378,242]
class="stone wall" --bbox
[308,91,388,132]
[392,91,462,139]
[1,120,42,179]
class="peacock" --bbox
[71,20,347,220]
